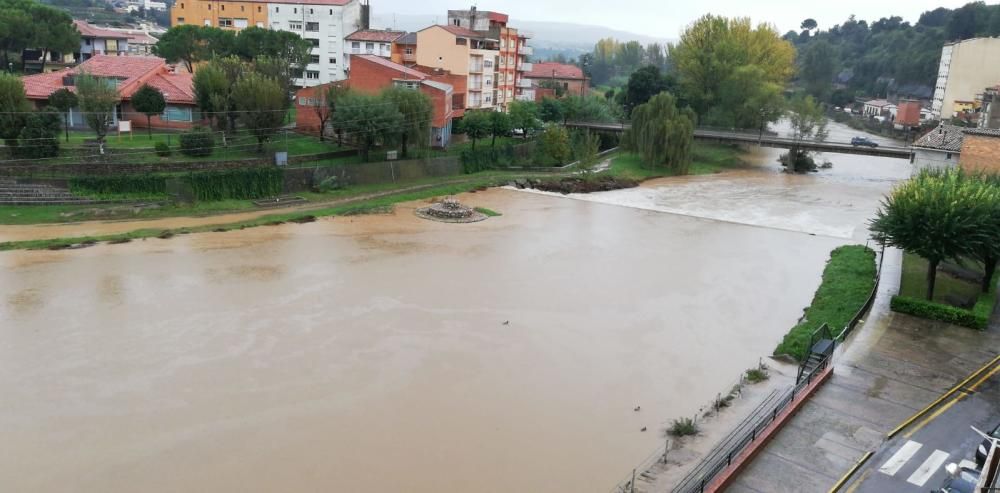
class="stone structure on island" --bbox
[415,197,487,223]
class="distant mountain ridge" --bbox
[369,12,670,54]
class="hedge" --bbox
[69,175,167,197]
[183,167,284,201]
[774,245,877,361]
[891,272,998,330]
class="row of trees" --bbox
[0,0,80,72]
[791,3,1000,102]
[583,38,670,86]
[872,170,1000,300]
[154,25,311,74]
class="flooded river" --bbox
[0,123,910,492]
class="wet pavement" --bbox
[0,126,914,492]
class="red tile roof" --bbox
[525,62,584,80]
[73,20,129,39]
[20,55,195,105]
[345,29,406,42]
[353,54,427,79]
[436,25,485,39]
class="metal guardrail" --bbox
[671,354,831,493]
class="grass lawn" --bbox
[608,143,744,181]
[898,252,983,304]
[774,245,877,361]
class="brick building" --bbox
[524,62,588,99]
[21,55,203,129]
[446,7,532,111]
[295,54,455,147]
[959,127,1000,174]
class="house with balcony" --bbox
[523,62,588,100]
[21,55,203,129]
[414,24,499,112]
[392,32,418,65]
[446,6,530,111]
[344,29,406,70]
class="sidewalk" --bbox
[726,248,1000,493]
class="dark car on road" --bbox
[935,464,980,493]
[976,422,1000,466]
[851,137,880,148]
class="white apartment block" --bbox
[267,0,362,86]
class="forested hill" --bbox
[790,2,1000,103]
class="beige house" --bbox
[414,25,499,111]
[931,38,1000,119]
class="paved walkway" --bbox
[728,248,1000,493]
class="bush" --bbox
[667,417,699,437]
[11,111,61,159]
[155,142,171,157]
[460,143,519,173]
[773,245,877,361]
[316,175,342,192]
[69,176,167,198]
[184,167,284,201]
[891,295,988,330]
[746,367,770,383]
[179,128,215,157]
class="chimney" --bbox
[360,0,370,30]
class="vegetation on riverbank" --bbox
[774,245,877,361]
[609,143,744,181]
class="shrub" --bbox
[155,142,171,157]
[460,143,518,173]
[891,295,988,330]
[184,167,284,201]
[11,111,61,159]
[667,417,699,437]
[746,367,770,383]
[317,175,342,192]
[179,128,215,157]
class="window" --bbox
[203,19,211,26]
[219,4,223,10]
[255,21,263,27]
[306,70,319,79]
[393,80,419,90]
[106,39,118,52]
[257,6,261,12]
[328,57,336,64]
[179,2,183,7]
[206,4,210,9]
[452,19,459,26]
[309,8,313,14]
[218,18,232,27]
[161,106,192,122]
[293,7,297,13]
[306,38,320,47]
[234,18,247,28]
[946,152,953,160]
[177,17,185,23]
[310,54,320,63]
[306,22,319,31]
[405,47,413,55]
[365,42,374,53]
[274,6,278,12]
[485,77,492,86]
[455,38,466,46]
[240,5,243,11]
[289,21,302,30]
[484,60,493,69]
[329,9,332,14]
[351,41,360,53]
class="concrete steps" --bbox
[0,179,98,205]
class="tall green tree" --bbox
[231,73,287,152]
[624,92,696,173]
[487,111,512,148]
[331,91,403,162]
[534,126,571,166]
[75,72,120,154]
[29,4,78,72]
[192,61,229,134]
[152,24,204,72]
[871,170,993,300]
[12,109,60,158]
[0,72,30,147]
[970,175,1000,293]
[131,84,166,138]
[381,86,432,158]
[458,111,491,150]
[508,100,540,137]
[784,95,828,172]
[47,88,77,142]
[623,65,672,115]
[305,83,345,142]
[800,40,837,99]
[669,15,796,127]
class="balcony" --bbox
[516,78,532,88]
[518,45,533,56]
[402,53,416,62]
[518,62,533,72]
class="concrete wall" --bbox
[170,0,268,29]
[959,135,1000,173]
[268,0,360,86]
[911,148,959,173]
[931,38,1000,119]
[415,27,471,76]
[283,155,462,191]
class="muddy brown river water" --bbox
[0,125,911,492]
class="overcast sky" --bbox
[373,0,978,38]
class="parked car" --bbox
[851,137,880,148]
[976,422,1000,467]
[934,464,980,493]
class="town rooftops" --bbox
[421,79,453,93]
[353,54,428,79]
[433,25,490,39]
[396,32,417,45]
[20,55,194,104]
[73,20,129,39]
[964,127,1000,137]
[913,124,966,152]
[525,62,585,80]
[864,99,892,108]
[345,29,406,42]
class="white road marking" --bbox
[959,459,978,470]
[879,440,923,476]
[906,449,949,486]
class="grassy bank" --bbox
[774,245,877,361]
[608,143,744,181]
[898,253,982,304]
[893,252,998,330]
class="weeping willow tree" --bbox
[623,92,696,173]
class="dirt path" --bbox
[0,178,486,243]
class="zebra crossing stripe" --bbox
[879,440,923,476]
[906,449,949,486]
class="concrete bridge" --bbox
[564,122,914,160]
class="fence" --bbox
[281,155,463,192]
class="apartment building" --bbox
[931,37,1000,119]
[344,29,405,70]
[446,7,531,111]
[414,24,499,111]
[170,0,364,86]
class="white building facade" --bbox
[267,0,363,87]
